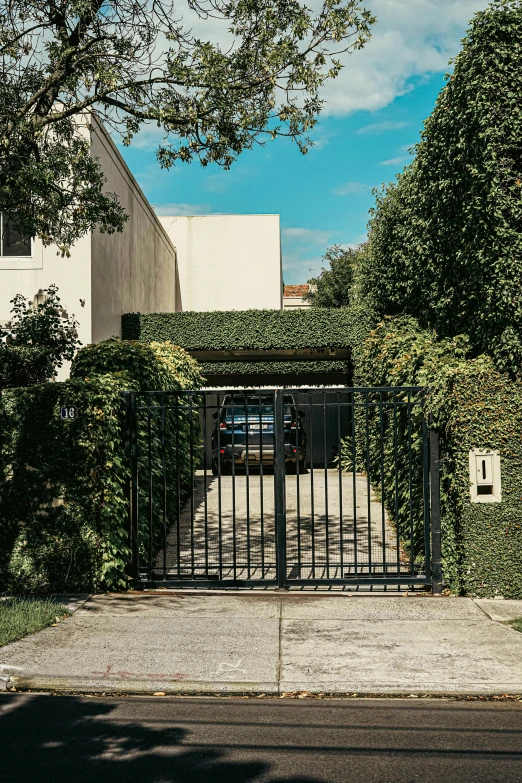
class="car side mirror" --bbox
[213,411,218,419]
[298,410,305,419]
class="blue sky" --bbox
[117,0,489,284]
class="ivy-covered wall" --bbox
[122,308,360,350]
[354,316,522,597]
[445,373,522,598]
[1,339,203,593]
[0,374,134,593]
[122,305,377,383]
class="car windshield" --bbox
[223,398,295,418]
[226,404,273,417]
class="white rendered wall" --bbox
[0,233,92,380]
[0,116,93,380]
[159,215,283,311]
[90,116,179,341]
[0,114,180,380]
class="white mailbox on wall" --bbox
[469,449,501,503]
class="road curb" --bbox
[5,675,522,698]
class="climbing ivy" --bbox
[352,316,522,597]
[1,339,204,593]
[122,308,361,351]
[363,0,522,377]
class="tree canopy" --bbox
[0,0,374,253]
[305,244,363,308]
[362,0,522,376]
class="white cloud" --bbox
[152,202,211,216]
[380,155,410,166]
[321,0,488,116]
[120,125,167,150]
[332,181,373,196]
[356,120,410,135]
[282,227,332,245]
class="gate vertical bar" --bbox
[274,389,287,589]
[422,414,431,584]
[161,394,167,581]
[430,427,442,594]
[124,392,139,580]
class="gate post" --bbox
[274,389,288,590]
[429,428,443,595]
[122,391,139,581]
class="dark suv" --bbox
[211,393,306,474]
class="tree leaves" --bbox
[0,0,375,250]
[363,0,522,379]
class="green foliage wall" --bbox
[354,316,522,597]
[0,374,133,592]
[363,0,522,376]
[201,360,350,377]
[122,306,378,383]
[72,339,204,576]
[122,308,361,351]
[0,345,54,389]
[1,339,204,593]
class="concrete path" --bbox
[1,594,522,695]
[161,471,407,580]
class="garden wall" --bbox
[354,316,522,597]
[0,340,203,593]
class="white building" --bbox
[0,115,284,370]
[159,215,282,312]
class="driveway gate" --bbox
[122,388,441,591]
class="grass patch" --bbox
[0,597,70,647]
[507,617,522,633]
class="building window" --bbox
[0,213,32,257]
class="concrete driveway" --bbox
[2,594,522,695]
[161,471,406,581]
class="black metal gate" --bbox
[122,387,442,591]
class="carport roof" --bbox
[122,308,358,351]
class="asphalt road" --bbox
[1,694,521,783]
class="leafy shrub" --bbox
[0,345,55,389]
[363,1,522,377]
[72,339,204,574]
[2,284,80,375]
[71,337,203,392]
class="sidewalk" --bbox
[1,593,522,695]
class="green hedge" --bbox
[363,2,522,376]
[445,373,522,598]
[0,345,54,389]
[0,374,134,592]
[72,339,204,576]
[71,337,204,391]
[122,308,362,351]
[1,339,204,593]
[353,316,522,597]
[200,360,351,376]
